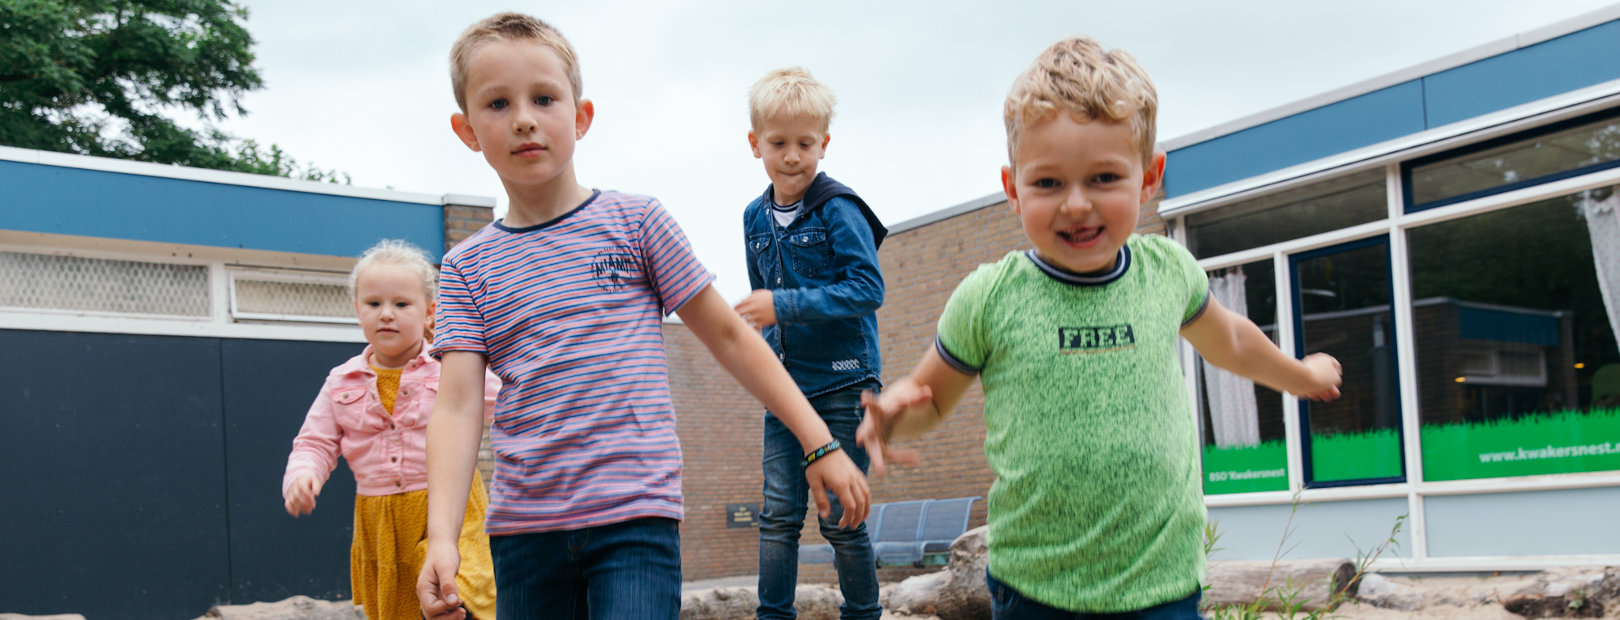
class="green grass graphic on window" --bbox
[1201,440,1288,495]
[1420,407,1620,481]
[1310,428,1403,482]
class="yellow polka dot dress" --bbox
[350,365,496,619]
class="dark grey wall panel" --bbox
[0,329,230,619]
[221,338,363,603]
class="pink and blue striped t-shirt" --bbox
[432,190,714,535]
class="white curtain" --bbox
[1582,187,1620,346]
[1202,268,1262,448]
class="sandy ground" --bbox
[1201,570,1620,620]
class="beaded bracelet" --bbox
[801,439,842,469]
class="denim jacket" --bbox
[744,172,887,398]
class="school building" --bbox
[694,3,1620,581]
[0,148,498,619]
[6,5,1620,618]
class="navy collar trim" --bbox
[1024,246,1131,286]
[770,200,801,212]
[494,189,601,233]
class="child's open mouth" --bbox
[1058,227,1103,246]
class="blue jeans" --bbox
[490,517,681,619]
[988,571,1204,619]
[757,381,881,620]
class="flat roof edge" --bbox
[888,191,1006,235]
[0,144,455,206]
[1159,4,1620,152]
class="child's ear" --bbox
[450,113,480,152]
[1001,165,1021,215]
[424,300,436,343]
[820,132,830,156]
[574,99,595,140]
[748,130,762,158]
[1139,151,1167,204]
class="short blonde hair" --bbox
[1004,36,1158,167]
[748,67,836,132]
[449,12,582,112]
[351,239,437,341]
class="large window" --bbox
[1181,103,1620,497]
[1293,239,1405,486]
[1185,169,1386,259]
[1405,110,1620,211]
[1198,259,1288,495]
[1407,188,1620,481]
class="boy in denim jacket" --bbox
[734,67,888,620]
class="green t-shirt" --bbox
[936,234,1210,612]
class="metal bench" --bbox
[798,496,978,567]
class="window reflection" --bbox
[1407,112,1620,209]
[1198,260,1287,495]
[1407,188,1620,481]
[1186,169,1385,259]
[1294,239,1404,485]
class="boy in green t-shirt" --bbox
[858,36,1344,618]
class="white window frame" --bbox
[1179,99,1620,571]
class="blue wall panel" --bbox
[1165,19,1620,200]
[1206,498,1411,562]
[0,160,445,260]
[1426,488,1620,557]
[1424,21,1620,128]
[1165,82,1426,198]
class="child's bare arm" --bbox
[677,285,870,528]
[856,347,976,475]
[1180,297,1342,400]
[416,351,486,620]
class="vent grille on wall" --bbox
[229,271,354,324]
[0,250,210,317]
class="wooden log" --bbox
[1204,559,1357,612]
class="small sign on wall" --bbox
[726,503,760,528]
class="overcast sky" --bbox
[219,0,1617,299]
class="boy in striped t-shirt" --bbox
[416,13,872,620]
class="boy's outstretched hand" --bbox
[417,543,467,620]
[805,450,871,529]
[1299,353,1344,401]
[734,290,777,330]
[857,386,925,477]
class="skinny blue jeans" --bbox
[756,381,881,620]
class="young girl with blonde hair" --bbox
[284,239,499,618]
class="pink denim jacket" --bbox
[283,345,500,496]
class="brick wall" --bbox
[667,190,1170,583]
[440,200,500,487]
[666,323,770,580]
[444,203,494,252]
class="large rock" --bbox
[1503,568,1619,619]
[880,525,990,620]
[196,596,365,620]
[1204,558,1356,611]
[680,584,843,620]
